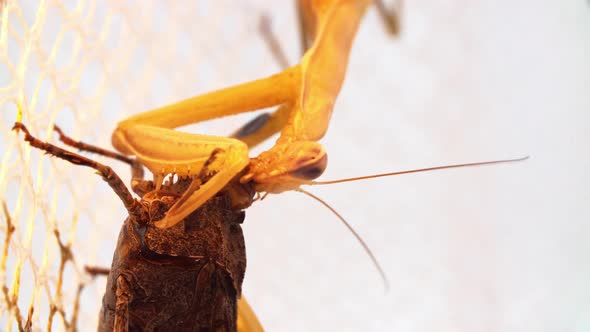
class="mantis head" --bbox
[241,141,327,193]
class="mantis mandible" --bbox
[111,0,380,229]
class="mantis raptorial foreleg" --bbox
[112,67,301,228]
[112,0,377,229]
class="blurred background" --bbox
[0,0,589,331]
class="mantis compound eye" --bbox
[289,153,327,180]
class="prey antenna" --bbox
[296,188,389,291]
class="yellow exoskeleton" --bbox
[111,0,398,229]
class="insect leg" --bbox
[258,14,290,69]
[113,275,132,332]
[374,0,403,36]
[230,102,292,149]
[52,125,153,197]
[296,0,315,55]
[53,125,133,165]
[85,266,111,276]
[296,0,372,141]
[113,65,300,134]
[237,297,264,332]
[229,14,295,149]
[153,145,249,229]
[12,122,143,222]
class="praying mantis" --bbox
[110,0,383,229]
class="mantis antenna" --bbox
[311,156,529,185]
[296,188,390,291]
[299,156,529,290]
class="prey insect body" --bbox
[12,122,263,331]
